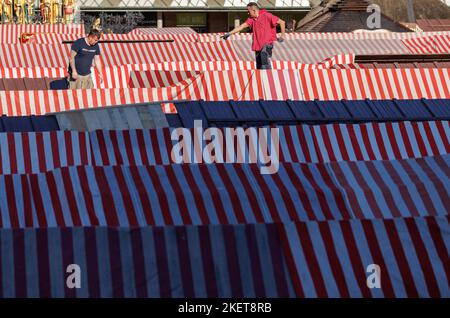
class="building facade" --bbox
[78,0,310,32]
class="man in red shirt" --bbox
[222,2,285,69]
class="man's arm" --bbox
[277,19,286,40]
[69,50,78,78]
[94,55,103,82]
[221,22,249,39]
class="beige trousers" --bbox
[68,74,94,89]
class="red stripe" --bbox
[346,162,384,218]
[373,122,391,160]
[112,166,139,227]
[360,220,396,297]
[295,222,328,297]
[60,168,83,226]
[94,131,110,166]
[21,174,33,227]
[358,123,376,160]
[197,165,229,224]
[403,218,441,297]
[7,134,17,174]
[383,219,419,297]
[214,165,247,224]
[122,130,136,166]
[309,126,324,162]
[329,162,365,219]
[248,164,282,223]
[434,121,450,153]
[128,166,155,226]
[78,131,90,166]
[382,69,396,98]
[45,173,66,227]
[150,130,163,164]
[301,164,335,220]
[21,133,32,173]
[93,168,120,226]
[64,131,75,166]
[36,132,47,173]
[418,69,433,98]
[282,127,299,162]
[180,166,211,224]
[398,159,438,216]
[339,221,373,297]
[163,166,192,225]
[425,217,450,284]
[320,125,336,161]
[410,122,428,157]
[365,161,402,218]
[333,124,350,161]
[275,223,305,297]
[162,129,173,164]
[76,166,101,226]
[108,131,124,165]
[422,122,440,156]
[233,165,265,223]
[269,167,302,222]
[4,175,20,228]
[415,157,450,208]
[385,122,404,159]
[382,161,421,217]
[28,174,48,227]
[318,221,351,297]
[50,132,61,169]
[145,166,174,225]
[346,124,364,161]
[345,69,358,99]
[316,163,352,219]
[136,130,150,165]
[398,122,415,158]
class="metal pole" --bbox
[406,0,416,23]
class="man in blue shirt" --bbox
[68,29,103,89]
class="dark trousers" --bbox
[255,44,273,70]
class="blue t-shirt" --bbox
[68,38,100,76]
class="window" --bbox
[176,13,207,26]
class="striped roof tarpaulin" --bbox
[0,44,70,69]
[0,55,357,90]
[198,31,450,41]
[0,67,67,79]
[0,24,85,44]
[0,156,448,227]
[0,42,241,69]
[128,70,201,88]
[0,223,294,298]
[1,69,450,115]
[132,27,197,35]
[0,121,447,174]
[296,68,450,101]
[278,216,449,298]
[402,35,450,54]
[99,42,241,67]
[0,216,447,297]
[232,39,411,64]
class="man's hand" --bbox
[71,71,78,80]
[98,72,103,83]
[221,33,231,40]
[277,36,285,43]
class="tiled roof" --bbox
[296,0,410,32]
[417,19,450,31]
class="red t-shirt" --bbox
[245,10,279,51]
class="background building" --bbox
[77,0,310,32]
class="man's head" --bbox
[247,2,260,18]
[86,29,101,45]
